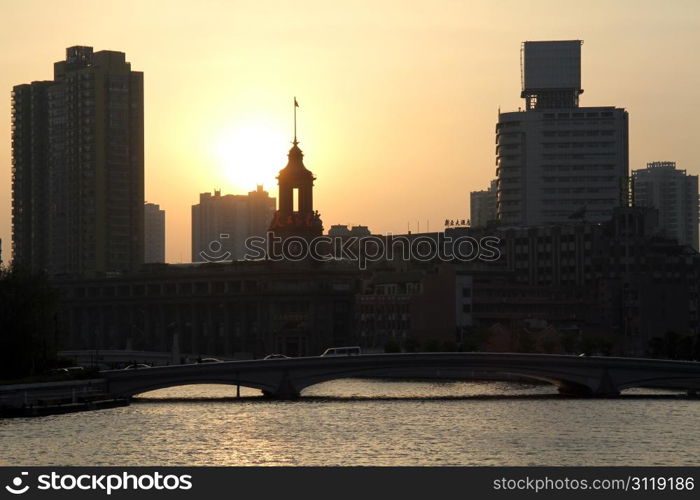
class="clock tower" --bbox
[269,99,323,239]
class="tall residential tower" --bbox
[11,80,52,273]
[11,46,144,275]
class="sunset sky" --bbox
[1,0,699,263]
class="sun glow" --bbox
[213,120,290,192]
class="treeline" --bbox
[384,329,700,360]
[0,267,63,380]
[648,331,700,361]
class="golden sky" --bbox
[1,0,699,263]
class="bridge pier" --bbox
[557,381,620,398]
[261,373,301,400]
[557,386,620,397]
[261,388,301,400]
[557,368,621,397]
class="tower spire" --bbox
[293,96,299,145]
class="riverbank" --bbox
[1,397,129,418]
[0,378,118,418]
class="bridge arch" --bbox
[105,376,277,399]
[288,363,605,397]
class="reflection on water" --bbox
[1,380,697,466]
[135,378,556,400]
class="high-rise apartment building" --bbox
[11,46,144,275]
[496,41,629,226]
[144,203,166,263]
[470,180,497,228]
[192,186,275,262]
[11,80,52,273]
[632,161,699,250]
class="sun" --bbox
[213,120,289,192]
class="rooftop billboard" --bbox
[523,40,582,91]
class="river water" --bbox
[1,380,698,466]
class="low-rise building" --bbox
[54,261,360,358]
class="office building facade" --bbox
[470,180,497,228]
[496,41,629,226]
[144,203,166,263]
[54,261,359,358]
[632,161,699,250]
[192,186,275,262]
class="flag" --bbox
[294,97,299,108]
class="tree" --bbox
[0,266,62,379]
[384,340,400,353]
[403,338,420,353]
[561,331,578,354]
[421,339,442,352]
[648,337,664,358]
[516,330,535,353]
[441,340,458,352]
[664,331,681,360]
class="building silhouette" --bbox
[11,46,144,275]
[632,161,699,251]
[328,225,371,238]
[55,261,359,359]
[144,203,165,263]
[55,137,354,358]
[496,41,629,226]
[357,265,472,350]
[470,180,497,228]
[269,139,323,240]
[192,186,275,262]
[11,81,52,273]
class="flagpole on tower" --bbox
[293,96,299,144]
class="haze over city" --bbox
[1,0,699,263]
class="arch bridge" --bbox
[100,353,700,399]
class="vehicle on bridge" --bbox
[123,364,151,370]
[48,366,85,375]
[321,346,361,357]
[197,358,223,363]
[264,354,289,360]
